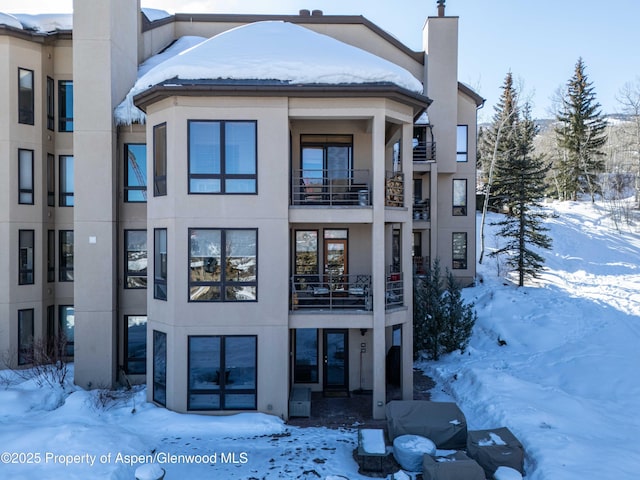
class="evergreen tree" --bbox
[555,58,608,201]
[413,260,476,360]
[490,104,552,286]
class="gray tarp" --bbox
[422,451,485,480]
[467,427,525,477]
[385,401,467,450]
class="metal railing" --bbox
[413,141,436,162]
[413,199,430,220]
[385,272,404,308]
[291,169,371,206]
[385,171,404,207]
[291,273,372,311]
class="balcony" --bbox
[291,273,372,311]
[291,169,370,206]
[385,272,404,308]
[413,199,430,221]
[413,141,436,162]
[385,171,405,207]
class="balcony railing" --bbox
[413,141,436,162]
[385,272,404,308]
[385,171,404,207]
[291,273,372,311]
[413,199,430,221]
[291,169,370,206]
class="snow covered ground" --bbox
[0,200,638,479]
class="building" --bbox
[0,0,483,420]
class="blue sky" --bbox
[4,0,638,121]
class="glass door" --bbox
[323,329,348,391]
[324,238,347,292]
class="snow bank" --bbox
[115,21,423,125]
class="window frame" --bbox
[154,228,167,300]
[18,229,35,285]
[47,153,55,206]
[456,125,468,162]
[124,229,147,289]
[59,230,74,282]
[47,230,55,282]
[59,305,74,357]
[153,330,167,406]
[18,68,34,125]
[187,120,258,195]
[18,149,34,205]
[293,329,319,384]
[452,232,468,270]
[58,80,73,132]
[453,178,468,216]
[124,143,148,202]
[18,309,34,365]
[153,123,167,197]
[187,335,257,411]
[59,155,74,207]
[188,228,258,303]
[124,315,147,375]
[294,230,319,275]
[46,76,55,131]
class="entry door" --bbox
[323,329,349,391]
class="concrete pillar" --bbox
[401,122,414,400]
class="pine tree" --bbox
[555,58,608,201]
[490,104,552,286]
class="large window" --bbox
[59,230,74,282]
[125,230,147,289]
[456,125,468,162]
[46,77,55,131]
[47,154,55,206]
[453,179,468,216]
[188,335,257,411]
[125,144,147,202]
[300,135,353,200]
[153,330,167,406]
[18,149,34,205]
[18,68,34,125]
[452,232,468,270]
[18,309,34,365]
[59,155,74,207]
[125,316,147,374]
[294,329,318,383]
[19,230,34,285]
[294,230,318,275]
[153,123,167,197]
[58,80,73,132]
[189,228,257,302]
[59,305,74,357]
[188,120,257,194]
[154,229,167,300]
[47,230,55,282]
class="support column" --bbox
[401,122,414,400]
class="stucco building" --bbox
[0,0,482,420]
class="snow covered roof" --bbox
[142,8,172,23]
[116,20,424,125]
[0,12,22,29]
[10,14,73,32]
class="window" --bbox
[18,149,34,205]
[47,230,55,282]
[125,230,147,289]
[153,330,167,406]
[47,154,55,206]
[19,230,34,285]
[125,144,147,202]
[456,125,468,162]
[46,77,54,131]
[295,230,318,275]
[46,305,55,356]
[59,305,74,357]
[188,335,257,410]
[294,329,318,383]
[453,179,468,216]
[125,316,147,374]
[188,120,257,194]
[59,230,74,282]
[153,123,167,196]
[59,155,74,206]
[452,232,468,269]
[189,229,257,302]
[18,68,34,125]
[300,135,353,199]
[154,229,167,300]
[58,80,73,132]
[18,309,34,365]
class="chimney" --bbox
[311,9,323,16]
[299,9,311,16]
[437,0,445,17]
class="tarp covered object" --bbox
[467,427,524,477]
[392,434,436,472]
[385,401,467,449]
[422,451,485,480]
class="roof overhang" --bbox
[458,82,485,108]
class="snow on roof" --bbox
[13,14,73,32]
[0,12,22,29]
[142,8,172,22]
[115,20,423,125]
